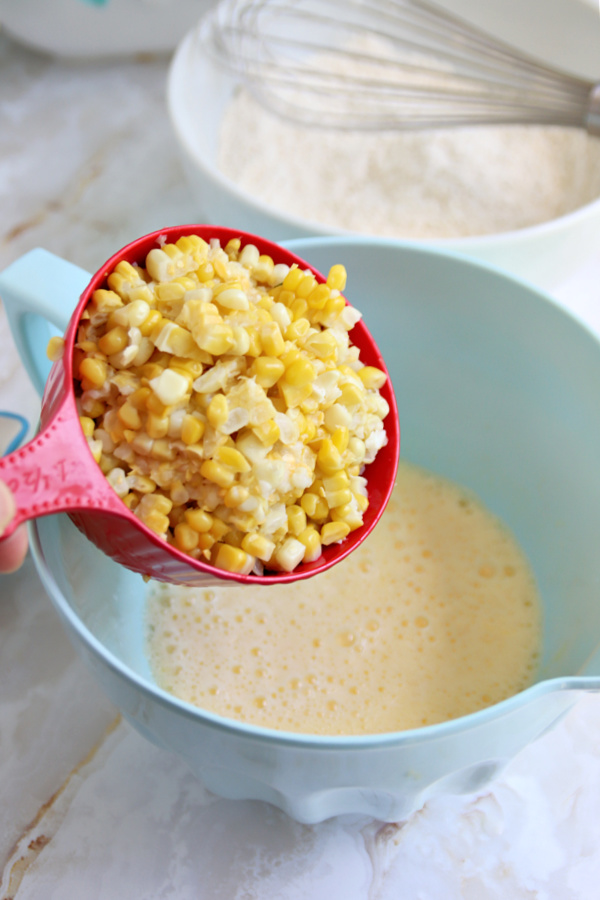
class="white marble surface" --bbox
[2,27,600,899]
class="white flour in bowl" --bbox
[218,89,600,239]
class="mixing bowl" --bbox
[14,237,600,824]
[167,0,600,290]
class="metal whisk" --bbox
[200,0,600,133]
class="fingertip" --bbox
[0,524,28,574]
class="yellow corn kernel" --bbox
[90,289,123,314]
[143,511,171,535]
[117,402,142,430]
[338,382,364,409]
[273,537,306,572]
[252,419,280,446]
[139,309,162,337]
[353,491,369,513]
[173,522,200,553]
[181,414,205,445]
[129,475,157,494]
[304,331,338,360]
[170,358,204,380]
[194,323,235,356]
[289,296,308,321]
[147,494,173,516]
[46,336,65,361]
[358,365,387,391]
[250,356,285,389]
[285,318,311,343]
[196,261,214,283]
[88,441,102,464]
[211,542,255,575]
[155,281,185,304]
[224,237,241,259]
[331,504,363,530]
[253,254,274,283]
[244,328,262,358]
[79,416,95,437]
[214,287,249,311]
[260,321,285,357]
[306,283,331,310]
[326,264,347,291]
[216,446,251,473]
[332,426,349,454]
[282,265,303,292]
[207,394,229,429]
[146,392,170,417]
[296,526,322,563]
[184,508,213,532]
[210,519,231,541]
[279,381,313,409]
[296,273,317,299]
[323,295,346,319]
[121,492,139,511]
[98,325,128,356]
[146,413,169,439]
[321,521,351,545]
[200,459,235,488]
[300,491,329,521]
[224,485,250,508]
[286,504,307,536]
[284,357,315,387]
[197,532,216,552]
[317,438,343,475]
[241,532,275,562]
[82,398,106,419]
[78,357,107,387]
[128,387,152,410]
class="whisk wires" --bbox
[200,0,596,131]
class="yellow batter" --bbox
[146,460,541,735]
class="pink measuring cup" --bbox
[0,225,399,586]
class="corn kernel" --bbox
[79,416,95,437]
[140,309,162,337]
[216,446,251,473]
[317,438,343,475]
[296,526,322,562]
[185,508,213,532]
[273,537,306,572]
[78,357,107,387]
[47,336,65,361]
[117,402,142,430]
[282,265,303,292]
[296,273,317,299]
[241,532,275,562]
[286,504,307,536]
[252,420,280,446]
[207,394,229,429]
[332,426,349,454]
[200,459,235,488]
[250,356,285,389]
[306,283,330,310]
[173,522,200,553]
[211,542,255,575]
[326,264,347,291]
[358,365,387,391]
[260,321,285,357]
[181,414,205,445]
[224,485,250,508]
[284,357,315,387]
[321,521,351,545]
[146,413,169,439]
[338,382,364,408]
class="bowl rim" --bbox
[167,27,600,249]
[29,236,600,751]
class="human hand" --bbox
[0,479,28,573]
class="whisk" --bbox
[200,0,600,132]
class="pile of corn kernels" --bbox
[58,234,389,576]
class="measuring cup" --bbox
[0,225,399,587]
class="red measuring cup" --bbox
[0,225,399,586]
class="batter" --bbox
[146,460,541,735]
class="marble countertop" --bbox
[2,29,600,899]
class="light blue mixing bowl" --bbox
[2,237,600,824]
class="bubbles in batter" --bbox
[146,460,541,735]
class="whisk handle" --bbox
[586,85,600,136]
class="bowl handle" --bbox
[0,248,91,397]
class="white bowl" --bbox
[167,0,600,290]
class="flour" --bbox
[218,88,600,238]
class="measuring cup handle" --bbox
[0,402,123,539]
[0,248,91,397]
